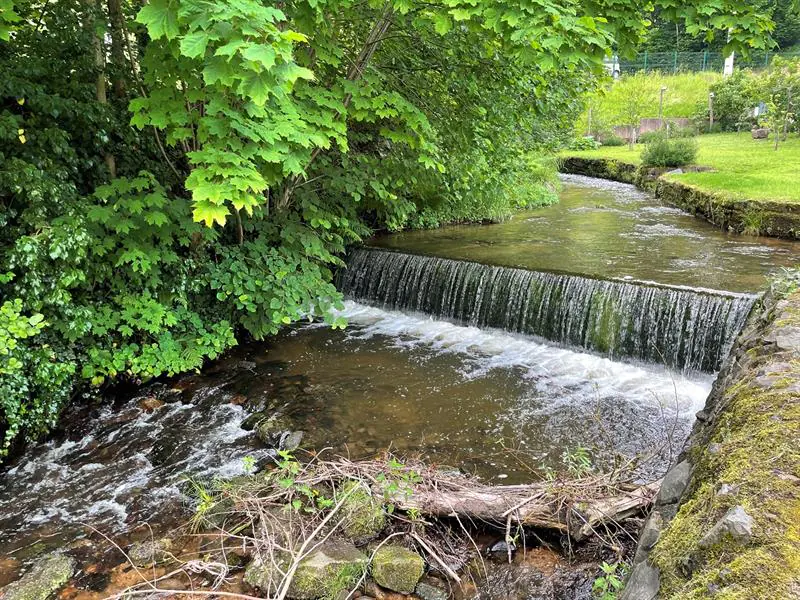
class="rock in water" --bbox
[128,539,173,567]
[473,562,554,600]
[487,539,516,555]
[0,553,75,600]
[415,581,449,600]
[371,546,425,594]
[280,430,304,452]
[244,539,367,600]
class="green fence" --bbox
[616,51,800,74]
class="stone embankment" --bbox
[560,156,800,239]
[621,284,800,599]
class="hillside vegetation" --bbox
[578,72,721,135]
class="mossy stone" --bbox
[128,538,172,567]
[244,540,367,600]
[371,545,424,594]
[339,481,386,543]
[0,553,75,600]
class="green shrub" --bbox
[641,134,698,167]
[601,135,626,147]
[637,130,662,144]
[693,70,761,132]
[568,136,600,151]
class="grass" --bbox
[561,133,800,203]
[578,71,721,133]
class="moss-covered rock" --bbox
[0,553,75,600]
[644,287,800,599]
[371,545,424,594]
[244,540,367,600]
[128,538,173,567]
[339,481,386,543]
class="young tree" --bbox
[762,57,800,150]
[616,72,651,147]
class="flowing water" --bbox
[2,175,796,590]
[339,248,755,372]
[0,302,710,558]
[368,174,800,293]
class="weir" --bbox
[339,247,757,372]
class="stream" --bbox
[1,175,798,597]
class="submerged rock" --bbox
[415,580,449,600]
[128,538,173,567]
[0,553,75,600]
[371,546,424,594]
[244,539,367,600]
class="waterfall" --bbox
[338,247,757,372]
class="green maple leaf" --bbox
[180,31,210,58]
[241,43,277,70]
[136,0,179,40]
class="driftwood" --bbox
[386,478,661,541]
[220,456,661,544]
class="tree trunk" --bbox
[384,479,661,542]
[107,0,127,98]
[88,0,117,177]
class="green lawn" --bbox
[562,133,800,203]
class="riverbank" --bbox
[622,277,800,599]
[560,133,800,239]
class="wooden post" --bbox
[709,92,715,131]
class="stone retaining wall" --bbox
[621,285,800,599]
[559,157,638,185]
[560,157,800,240]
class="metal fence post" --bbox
[643,50,648,71]
[673,51,678,73]
[702,50,707,71]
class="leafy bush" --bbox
[637,130,662,144]
[693,70,760,132]
[641,133,698,167]
[568,136,600,150]
[601,135,626,147]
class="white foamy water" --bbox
[335,301,711,416]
